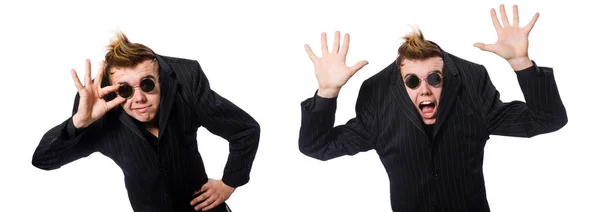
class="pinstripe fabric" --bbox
[32,54,260,212]
[299,49,568,212]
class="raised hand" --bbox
[190,179,235,211]
[305,31,368,98]
[474,4,539,70]
[71,59,125,128]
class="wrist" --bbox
[221,180,235,190]
[508,57,533,71]
[317,87,340,98]
[72,113,88,129]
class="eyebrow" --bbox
[142,74,157,79]
[116,74,157,84]
[403,70,443,78]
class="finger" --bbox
[473,42,496,53]
[190,194,201,205]
[71,69,84,91]
[340,33,350,60]
[190,192,210,206]
[320,32,329,55]
[490,8,502,31]
[499,4,511,27]
[304,44,318,63]
[524,12,540,34]
[105,96,126,110]
[332,31,340,54]
[349,60,369,74]
[99,84,119,98]
[200,183,210,193]
[202,198,223,212]
[84,59,92,87]
[94,60,106,88]
[512,5,520,27]
[195,195,216,211]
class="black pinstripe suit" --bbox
[32,54,260,212]
[299,48,568,211]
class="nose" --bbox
[418,80,432,96]
[132,87,148,103]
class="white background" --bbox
[1,0,598,211]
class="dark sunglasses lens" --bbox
[426,72,442,87]
[118,84,133,98]
[405,75,420,89]
[140,78,155,92]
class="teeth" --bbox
[420,101,432,105]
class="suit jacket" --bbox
[32,54,261,212]
[299,48,568,211]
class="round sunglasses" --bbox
[404,71,443,90]
[117,77,156,99]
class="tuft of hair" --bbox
[104,31,155,74]
[396,26,442,66]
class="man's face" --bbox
[400,57,444,125]
[109,59,160,123]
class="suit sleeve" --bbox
[479,61,568,137]
[190,61,260,188]
[298,80,378,161]
[32,94,105,170]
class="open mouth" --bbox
[418,101,437,119]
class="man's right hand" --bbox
[304,31,368,98]
[71,59,125,129]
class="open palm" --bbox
[305,31,368,97]
[474,4,539,63]
[71,59,124,128]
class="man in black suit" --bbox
[32,32,260,212]
[299,5,567,212]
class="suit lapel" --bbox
[155,54,178,141]
[390,62,426,135]
[432,52,462,138]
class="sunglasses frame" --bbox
[404,71,444,90]
[117,76,157,99]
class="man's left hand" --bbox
[190,179,235,211]
[474,4,539,71]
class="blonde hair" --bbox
[396,26,442,67]
[104,31,155,77]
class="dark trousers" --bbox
[206,203,231,212]
[178,202,230,212]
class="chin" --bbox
[142,116,156,123]
[422,119,436,125]
[132,113,155,123]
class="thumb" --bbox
[473,42,494,52]
[106,96,127,111]
[349,60,369,74]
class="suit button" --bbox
[431,172,438,177]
